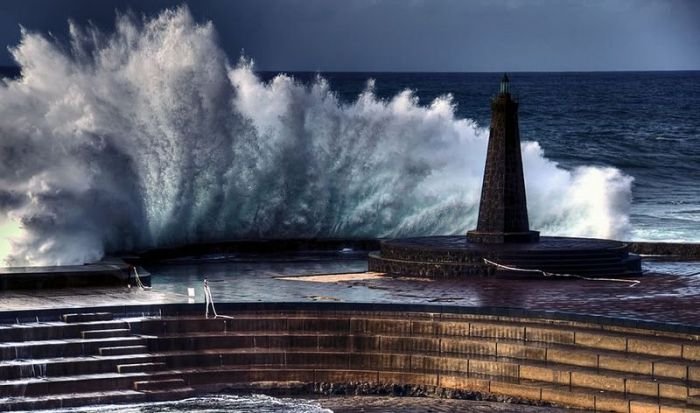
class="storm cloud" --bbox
[0,0,698,71]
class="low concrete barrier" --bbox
[628,241,700,258]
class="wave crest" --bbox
[0,7,632,266]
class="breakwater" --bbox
[2,303,700,412]
[628,242,700,258]
[126,238,700,265]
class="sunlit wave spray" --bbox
[0,7,632,266]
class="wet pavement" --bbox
[1,254,700,327]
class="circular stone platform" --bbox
[368,236,642,278]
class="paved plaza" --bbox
[1,257,699,327]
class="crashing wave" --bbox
[0,7,632,266]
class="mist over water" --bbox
[0,7,634,266]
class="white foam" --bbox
[0,6,634,266]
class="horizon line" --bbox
[1,65,698,74]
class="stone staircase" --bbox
[1,307,700,411]
[0,312,192,410]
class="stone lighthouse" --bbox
[467,74,540,244]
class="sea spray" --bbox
[0,7,633,266]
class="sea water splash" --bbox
[41,394,333,412]
[0,7,633,266]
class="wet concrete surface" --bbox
[1,254,699,327]
[0,287,185,311]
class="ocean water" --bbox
[269,71,700,243]
[34,394,331,413]
[0,7,698,266]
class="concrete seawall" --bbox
[628,242,700,258]
[0,261,138,290]
[2,303,700,412]
[124,239,700,264]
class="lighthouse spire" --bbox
[467,75,539,244]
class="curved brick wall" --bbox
[1,303,700,412]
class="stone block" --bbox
[411,321,437,336]
[378,371,437,386]
[438,375,489,392]
[350,335,381,352]
[540,388,595,410]
[653,361,687,380]
[489,381,541,401]
[627,339,682,358]
[629,400,661,413]
[380,336,440,354]
[626,379,659,397]
[600,355,652,375]
[519,365,570,385]
[287,317,349,333]
[410,355,439,372]
[547,348,598,368]
[82,329,130,339]
[525,327,574,344]
[468,359,519,378]
[683,345,700,361]
[437,321,470,337]
[349,353,380,370]
[469,323,525,340]
[686,383,700,398]
[62,312,113,323]
[575,332,626,351]
[166,318,225,334]
[594,394,630,413]
[441,338,495,356]
[317,335,350,350]
[659,383,687,400]
[436,356,470,374]
[378,353,412,371]
[688,367,700,384]
[228,318,286,332]
[570,371,624,392]
[220,352,282,367]
[315,369,377,383]
[658,406,691,413]
[351,318,412,335]
[99,345,147,356]
[133,378,185,392]
[287,335,318,349]
[287,352,348,369]
[496,342,546,361]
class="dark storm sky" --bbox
[0,0,698,72]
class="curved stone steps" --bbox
[0,336,147,361]
[11,364,685,413]
[0,320,131,342]
[0,354,164,380]
[105,348,700,403]
[4,320,700,401]
[3,340,696,394]
[2,308,700,411]
[0,370,183,397]
[142,330,700,378]
[133,313,693,338]
[136,317,700,363]
[0,390,147,412]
